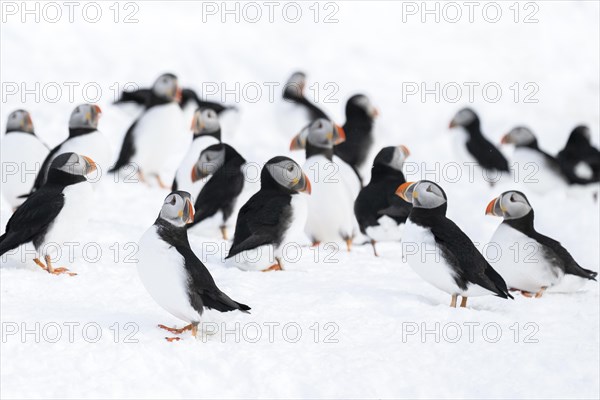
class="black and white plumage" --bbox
[187,143,246,239]
[486,190,597,296]
[354,145,412,256]
[289,118,359,250]
[172,108,221,193]
[397,180,513,307]
[557,125,600,185]
[501,126,567,193]
[110,73,187,187]
[32,104,109,192]
[0,153,95,276]
[449,108,509,183]
[1,110,49,209]
[282,72,377,174]
[137,191,250,340]
[226,157,311,271]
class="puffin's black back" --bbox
[189,144,246,226]
[503,211,598,280]
[334,96,375,169]
[557,127,600,183]
[461,116,509,172]
[154,219,250,313]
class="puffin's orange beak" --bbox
[334,124,346,144]
[94,105,102,116]
[175,87,183,103]
[290,133,304,151]
[486,198,498,216]
[186,199,195,223]
[395,181,415,202]
[399,145,410,157]
[300,174,311,195]
[449,120,458,129]
[191,166,199,183]
[500,134,510,145]
[82,155,97,173]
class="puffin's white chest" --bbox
[175,135,220,197]
[137,226,201,323]
[489,223,563,292]
[132,103,186,175]
[56,131,112,173]
[41,182,92,261]
[1,132,49,208]
[402,219,492,297]
[303,155,356,243]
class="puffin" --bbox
[0,153,96,276]
[500,126,567,192]
[137,191,250,341]
[334,94,379,172]
[282,71,329,121]
[449,108,509,184]
[32,104,108,191]
[354,145,412,256]
[226,157,311,272]
[110,73,187,187]
[172,108,221,193]
[396,180,513,307]
[1,110,49,209]
[187,143,246,240]
[557,125,600,184]
[289,118,358,250]
[486,190,597,296]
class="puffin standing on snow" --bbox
[172,108,221,193]
[500,126,567,192]
[354,145,412,256]
[557,125,600,184]
[32,104,108,191]
[226,157,311,272]
[486,190,597,296]
[137,191,250,341]
[1,110,49,209]
[110,73,186,187]
[289,118,358,250]
[449,108,509,184]
[282,71,378,174]
[0,153,96,276]
[187,143,246,240]
[396,180,513,307]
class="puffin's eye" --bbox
[170,197,176,205]
[510,194,516,202]
[287,164,294,172]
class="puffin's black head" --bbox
[486,190,532,220]
[263,156,311,194]
[152,73,181,103]
[449,108,480,132]
[190,108,220,139]
[501,126,537,148]
[159,191,195,228]
[69,104,102,130]
[283,71,307,98]
[289,118,345,151]
[373,145,410,171]
[46,152,96,184]
[566,125,592,148]
[396,180,447,210]
[346,94,378,120]
[191,143,245,182]
[6,109,34,134]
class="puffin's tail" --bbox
[485,266,514,300]
[0,233,19,257]
[203,291,251,314]
[581,268,598,281]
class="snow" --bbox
[1,1,599,398]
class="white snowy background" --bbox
[1,1,599,399]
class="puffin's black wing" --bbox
[109,120,138,173]
[532,232,598,281]
[466,139,509,172]
[180,88,229,114]
[0,187,64,256]
[175,245,250,313]
[282,89,329,121]
[31,143,64,192]
[227,192,292,259]
[430,217,513,298]
[190,169,245,226]
[114,88,152,106]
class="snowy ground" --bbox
[1,1,599,399]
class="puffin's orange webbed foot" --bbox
[165,337,181,342]
[158,324,193,334]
